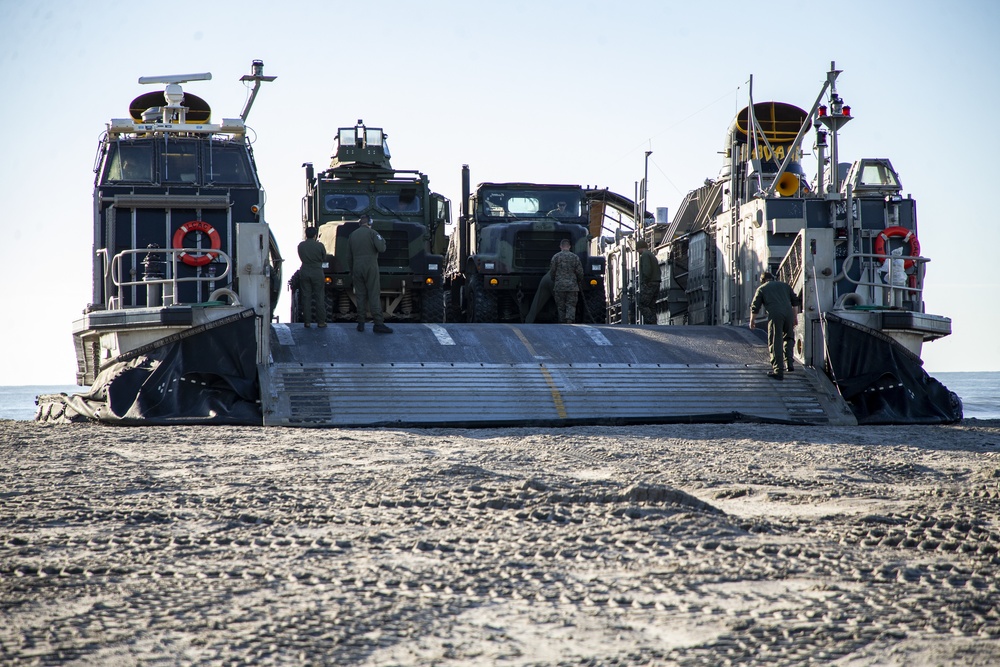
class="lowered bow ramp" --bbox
[260,324,855,427]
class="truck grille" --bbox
[514,231,562,271]
[381,230,410,268]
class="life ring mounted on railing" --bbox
[874,225,920,270]
[172,220,221,267]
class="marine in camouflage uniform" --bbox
[636,239,660,324]
[749,272,797,379]
[346,215,393,334]
[297,227,327,328]
[549,239,583,324]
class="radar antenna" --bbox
[239,60,276,122]
[136,72,212,124]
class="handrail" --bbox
[831,250,926,307]
[108,247,233,309]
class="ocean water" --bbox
[1,372,998,422]
[1,385,82,422]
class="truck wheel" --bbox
[468,276,498,323]
[420,286,446,323]
[323,288,336,323]
[584,290,607,324]
[290,289,301,323]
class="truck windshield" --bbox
[376,193,422,214]
[480,189,583,219]
[324,193,370,213]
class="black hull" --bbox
[824,313,962,425]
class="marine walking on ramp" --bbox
[749,272,798,379]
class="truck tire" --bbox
[468,275,498,323]
[290,289,301,323]
[420,286,445,323]
[583,289,607,324]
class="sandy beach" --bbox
[2,419,999,665]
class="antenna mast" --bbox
[240,60,277,122]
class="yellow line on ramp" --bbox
[512,327,567,419]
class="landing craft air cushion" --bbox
[38,62,953,426]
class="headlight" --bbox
[484,262,495,270]
[428,263,438,271]
[591,264,601,272]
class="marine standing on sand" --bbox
[297,227,327,328]
[636,239,659,324]
[549,238,584,324]
[749,271,797,380]
[346,214,393,334]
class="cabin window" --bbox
[162,142,200,183]
[857,162,900,189]
[434,197,449,225]
[323,193,370,213]
[206,143,253,184]
[339,128,359,148]
[106,143,153,182]
[365,129,383,148]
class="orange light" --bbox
[489,278,499,286]
[251,205,260,214]
[324,276,332,284]
[589,279,598,286]
[425,277,435,285]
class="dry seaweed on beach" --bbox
[2,420,999,665]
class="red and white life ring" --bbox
[874,225,920,270]
[172,220,221,267]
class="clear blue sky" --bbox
[1,0,997,385]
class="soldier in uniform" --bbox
[749,271,797,379]
[297,226,327,328]
[346,215,393,334]
[549,238,583,324]
[636,239,659,324]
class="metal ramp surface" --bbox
[260,323,856,427]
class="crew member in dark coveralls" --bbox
[749,271,798,379]
[549,238,583,324]
[636,239,659,324]
[297,226,327,328]
[346,214,393,334]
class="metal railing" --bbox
[832,250,926,308]
[106,247,233,310]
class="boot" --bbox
[373,323,394,334]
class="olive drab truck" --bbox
[294,121,451,323]
[444,166,607,323]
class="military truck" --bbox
[445,166,606,323]
[293,120,451,323]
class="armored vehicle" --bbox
[294,121,450,323]
[445,166,607,323]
